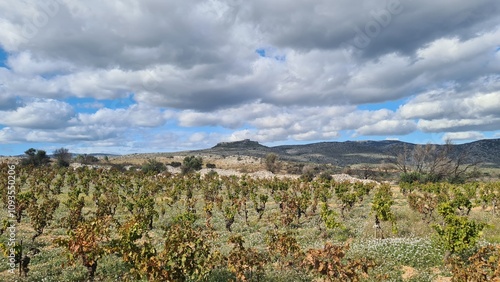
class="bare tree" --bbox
[393,143,411,174]
[391,140,479,183]
[360,164,375,179]
[444,140,480,182]
[379,160,395,174]
[264,153,280,173]
[53,148,72,167]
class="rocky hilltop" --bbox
[212,139,268,150]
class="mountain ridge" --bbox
[5,139,498,168]
[202,138,500,167]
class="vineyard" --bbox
[1,162,500,281]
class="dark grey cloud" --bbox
[14,0,240,71]
[237,0,500,58]
[356,0,500,58]
[137,81,266,111]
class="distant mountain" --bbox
[270,140,401,165]
[199,138,500,167]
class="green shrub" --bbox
[318,171,333,181]
[432,202,486,258]
[75,154,99,164]
[170,161,182,167]
[299,170,315,182]
[181,156,203,174]
[141,159,165,174]
[400,172,424,184]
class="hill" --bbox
[212,139,269,150]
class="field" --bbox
[0,161,500,282]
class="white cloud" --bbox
[0,124,121,144]
[0,101,171,146]
[178,102,276,128]
[398,86,500,133]
[188,132,207,143]
[442,131,485,142]
[76,101,105,109]
[77,104,168,127]
[0,99,74,129]
[418,118,500,132]
[7,51,74,75]
[356,119,417,136]
[399,89,500,120]
[178,102,417,143]
[292,130,340,141]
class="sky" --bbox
[0,0,499,156]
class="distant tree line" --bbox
[20,147,102,168]
[21,148,51,167]
[75,154,99,165]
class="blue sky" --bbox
[0,0,499,156]
[0,48,7,67]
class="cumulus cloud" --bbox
[356,120,417,136]
[399,89,500,120]
[418,118,500,133]
[0,0,499,152]
[178,101,418,143]
[7,51,74,75]
[77,104,169,128]
[399,85,500,133]
[0,100,173,147]
[442,131,485,142]
[0,99,74,129]
[0,125,118,143]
